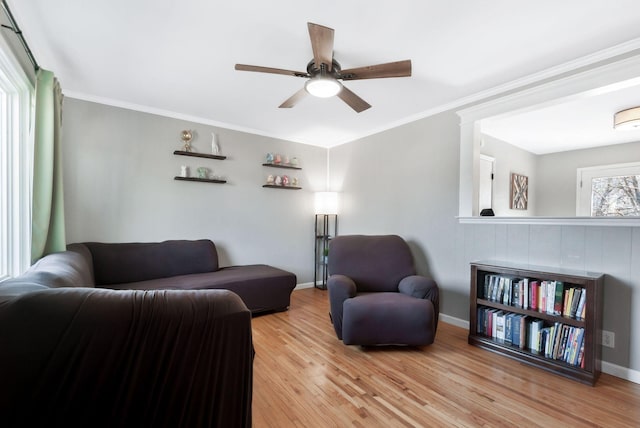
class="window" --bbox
[0,36,33,280]
[576,162,640,217]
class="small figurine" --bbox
[266,153,274,164]
[290,157,299,167]
[284,156,290,165]
[197,167,208,179]
[180,130,193,152]
[274,175,282,185]
[274,154,282,164]
[180,165,189,177]
[282,175,290,186]
[211,132,220,155]
[266,174,275,185]
[291,177,298,187]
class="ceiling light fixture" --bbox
[614,106,640,130]
[305,77,342,98]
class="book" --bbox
[503,278,511,306]
[484,274,491,299]
[523,278,529,310]
[575,288,587,320]
[563,288,572,317]
[540,281,547,313]
[495,311,506,343]
[529,319,544,353]
[569,288,581,318]
[553,281,564,315]
[530,280,538,311]
[504,313,513,344]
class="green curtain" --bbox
[31,69,65,263]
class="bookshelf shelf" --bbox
[469,260,603,385]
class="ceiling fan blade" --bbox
[337,86,371,113]
[235,64,308,78]
[308,23,334,71]
[279,88,308,108]
[341,60,412,80]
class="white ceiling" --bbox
[8,1,640,148]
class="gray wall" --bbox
[62,98,328,283]
[480,134,537,216]
[536,140,640,216]
[330,110,640,373]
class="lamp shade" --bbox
[315,192,338,214]
[614,106,640,130]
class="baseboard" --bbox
[294,282,315,290]
[438,313,640,385]
[439,313,469,329]
[602,361,640,385]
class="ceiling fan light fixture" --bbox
[305,77,342,98]
[614,106,640,130]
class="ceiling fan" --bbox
[235,22,412,113]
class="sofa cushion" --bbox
[110,264,296,313]
[83,240,219,285]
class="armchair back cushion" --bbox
[328,235,416,292]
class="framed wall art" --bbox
[510,173,528,210]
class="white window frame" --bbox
[0,35,33,280]
[576,161,640,217]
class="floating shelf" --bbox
[262,163,301,170]
[174,150,226,160]
[262,184,301,190]
[174,176,227,184]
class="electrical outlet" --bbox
[602,330,615,348]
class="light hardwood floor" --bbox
[251,288,640,427]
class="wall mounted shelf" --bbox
[262,163,301,170]
[174,150,226,160]
[262,185,301,190]
[174,176,226,184]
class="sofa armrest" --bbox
[0,287,253,428]
[327,274,357,340]
[398,275,440,330]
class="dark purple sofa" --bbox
[70,239,297,314]
[0,239,296,426]
[0,274,253,427]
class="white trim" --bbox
[576,162,640,216]
[0,31,33,278]
[439,313,469,329]
[457,216,640,227]
[294,281,315,290]
[602,361,640,385]
[64,90,320,147]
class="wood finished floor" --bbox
[251,288,640,427]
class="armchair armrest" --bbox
[0,287,253,427]
[399,275,440,330]
[327,274,357,340]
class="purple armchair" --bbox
[327,235,439,346]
